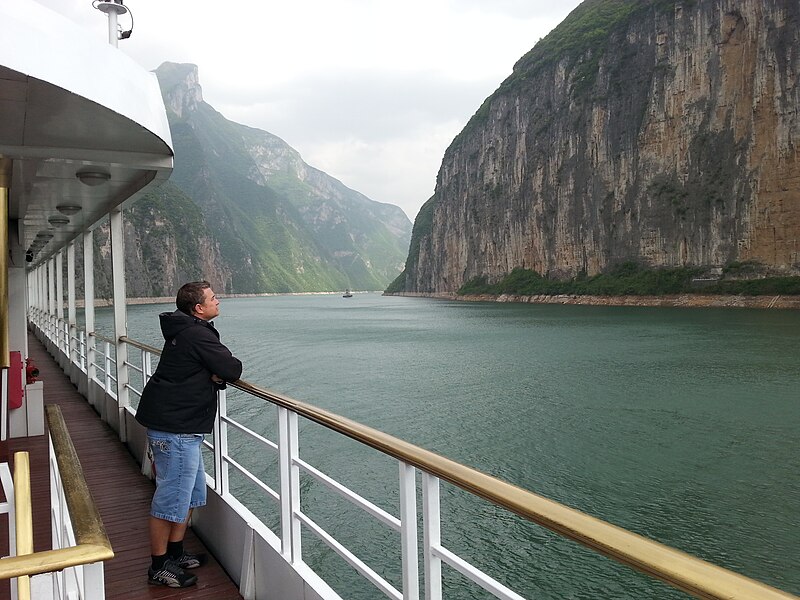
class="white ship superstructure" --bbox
[0,2,796,600]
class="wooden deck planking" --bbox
[0,334,242,599]
[0,423,51,600]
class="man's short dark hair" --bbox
[176,281,211,315]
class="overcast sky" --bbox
[37,0,583,220]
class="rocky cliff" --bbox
[393,0,800,293]
[73,182,230,299]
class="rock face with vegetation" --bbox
[390,0,800,295]
[84,182,230,298]
[87,62,411,298]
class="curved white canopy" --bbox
[0,0,174,267]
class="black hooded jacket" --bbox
[135,309,242,434]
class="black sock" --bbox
[151,553,168,570]
[167,540,184,559]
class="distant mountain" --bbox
[83,62,411,298]
[152,62,411,294]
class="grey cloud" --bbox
[453,0,583,20]
[210,70,500,146]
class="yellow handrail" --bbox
[0,406,114,580]
[92,332,116,345]
[122,335,797,599]
[0,157,11,368]
[228,379,798,600]
[119,335,161,355]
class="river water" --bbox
[98,293,800,599]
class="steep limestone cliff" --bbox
[396,0,800,293]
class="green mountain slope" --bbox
[155,62,411,293]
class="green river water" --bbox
[102,293,799,599]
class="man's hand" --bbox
[211,374,223,383]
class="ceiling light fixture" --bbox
[48,215,70,227]
[76,170,111,186]
[56,204,82,215]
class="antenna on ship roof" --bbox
[93,0,134,48]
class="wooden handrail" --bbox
[119,335,161,355]
[227,379,798,600]
[0,406,114,580]
[119,335,797,599]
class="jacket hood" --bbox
[159,309,214,340]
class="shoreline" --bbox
[385,291,800,310]
[74,290,800,310]
[75,290,368,308]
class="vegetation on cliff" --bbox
[148,63,412,294]
[459,264,800,297]
[393,0,800,297]
[450,0,680,151]
[385,193,437,293]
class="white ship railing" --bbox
[0,406,114,599]
[25,309,798,600]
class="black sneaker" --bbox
[174,551,207,570]
[148,559,198,587]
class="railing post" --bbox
[67,242,78,376]
[0,462,17,558]
[34,268,41,329]
[56,251,64,353]
[422,473,443,600]
[36,267,44,331]
[0,462,17,598]
[79,331,86,372]
[87,333,97,385]
[109,208,130,441]
[63,319,70,357]
[399,462,420,600]
[50,434,67,596]
[36,267,42,330]
[82,561,106,597]
[83,230,96,384]
[33,267,38,322]
[47,257,55,344]
[25,270,33,332]
[69,324,77,370]
[142,349,152,387]
[213,388,229,496]
[278,407,301,562]
[104,342,113,395]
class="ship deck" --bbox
[0,333,242,599]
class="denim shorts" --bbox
[147,429,207,523]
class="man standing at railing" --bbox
[134,281,243,588]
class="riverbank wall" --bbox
[75,291,800,310]
[75,291,356,308]
[385,292,800,310]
